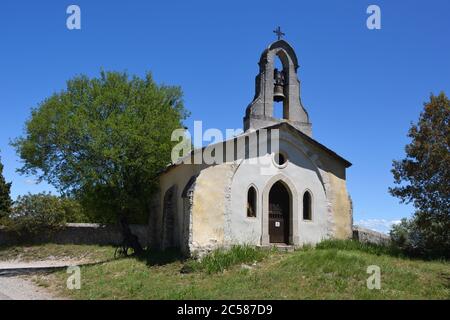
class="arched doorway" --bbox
[268,181,291,244]
[162,186,177,249]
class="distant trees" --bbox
[0,154,12,220]
[389,92,450,258]
[12,71,188,224]
[5,193,88,236]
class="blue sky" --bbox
[0,1,449,232]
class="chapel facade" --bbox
[149,39,353,256]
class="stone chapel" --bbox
[149,38,353,256]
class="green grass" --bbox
[20,241,450,299]
[187,245,268,274]
[316,239,403,257]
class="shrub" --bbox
[4,193,90,236]
[390,216,450,259]
[187,245,268,274]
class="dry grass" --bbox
[0,244,114,263]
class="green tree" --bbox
[389,92,450,258]
[0,154,13,219]
[12,71,189,224]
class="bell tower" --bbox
[243,36,312,137]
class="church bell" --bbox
[273,68,286,102]
[273,84,285,102]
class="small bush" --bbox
[3,193,90,237]
[187,245,268,274]
[390,216,450,259]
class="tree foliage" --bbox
[5,193,87,236]
[0,155,12,219]
[12,71,189,223]
[389,92,450,258]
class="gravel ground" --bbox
[0,276,60,300]
[0,260,84,300]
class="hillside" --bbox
[17,240,449,300]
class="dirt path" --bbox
[0,275,61,300]
[0,259,88,270]
[0,260,84,300]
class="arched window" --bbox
[162,185,177,249]
[247,186,257,217]
[303,191,312,220]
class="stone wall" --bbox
[352,226,390,245]
[0,223,148,247]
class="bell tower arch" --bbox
[243,39,312,136]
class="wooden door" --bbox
[268,181,290,244]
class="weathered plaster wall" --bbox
[157,161,235,256]
[278,124,352,241]
[326,169,352,239]
[190,165,234,254]
[157,162,206,251]
[307,143,352,240]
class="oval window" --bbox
[274,152,287,166]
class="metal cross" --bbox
[273,26,285,40]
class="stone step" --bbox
[274,244,295,252]
[258,244,296,252]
